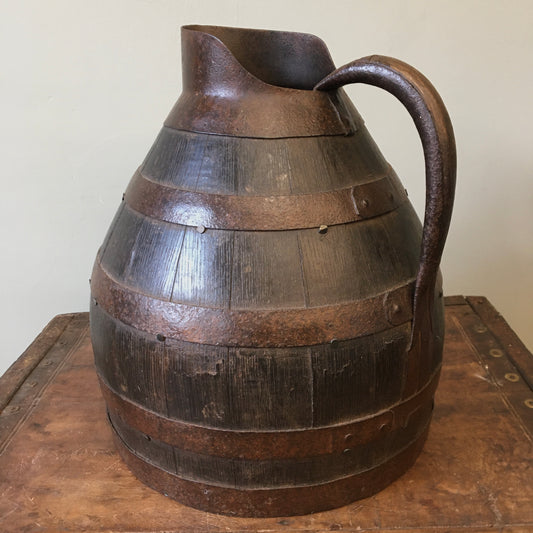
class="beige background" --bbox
[1,0,531,375]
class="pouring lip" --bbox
[181,24,336,92]
[182,23,331,48]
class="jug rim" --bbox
[181,24,336,91]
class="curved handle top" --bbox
[315,55,456,350]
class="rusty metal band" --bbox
[111,421,429,517]
[164,89,351,139]
[124,169,407,231]
[108,401,431,488]
[91,260,414,347]
[98,367,439,461]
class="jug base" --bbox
[110,420,429,518]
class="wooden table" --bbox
[1,296,532,532]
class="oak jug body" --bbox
[90,25,456,517]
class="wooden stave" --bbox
[140,125,390,196]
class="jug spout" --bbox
[182,24,336,91]
[164,25,354,138]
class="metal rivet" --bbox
[525,399,533,408]
[392,303,401,314]
[474,324,487,333]
[361,199,369,208]
[343,448,352,455]
[318,224,328,234]
[504,373,519,383]
[344,433,353,442]
[489,348,503,358]
[156,333,166,342]
[196,225,206,234]
[330,338,338,347]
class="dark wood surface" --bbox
[1,296,532,532]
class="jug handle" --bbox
[315,56,456,351]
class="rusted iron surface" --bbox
[98,368,440,460]
[164,26,353,138]
[91,259,414,347]
[125,168,408,230]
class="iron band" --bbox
[98,368,439,461]
[110,421,429,517]
[91,260,414,347]
[124,169,407,231]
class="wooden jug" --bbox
[90,24,456,517]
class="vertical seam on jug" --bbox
[192,134,209,193]
[169,226,188,303]
[227,231,236,311]
[296,232,310,308]
[308,346,315,428]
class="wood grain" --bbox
[97,204,422,309]
[141,126,390,196]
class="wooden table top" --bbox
[0,296,532,532]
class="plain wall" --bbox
[1,0,532,375]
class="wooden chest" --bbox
[1,296,532,532]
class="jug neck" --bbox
[164,25,354,138]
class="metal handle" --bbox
[315,55,456,350]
